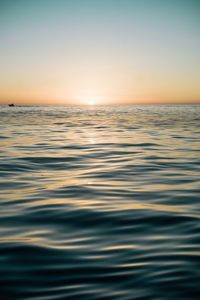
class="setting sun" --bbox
[78,96,105,106]
[88,100,95,106]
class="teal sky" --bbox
[0,0,199,105]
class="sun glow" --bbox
[86,97,99,106]
[78,96,105,106]
[88,100,95,106]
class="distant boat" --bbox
[8,104,15,107]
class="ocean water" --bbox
[0,105,200,300]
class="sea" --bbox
[0,105,200,300]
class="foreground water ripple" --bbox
[0,105,200,300]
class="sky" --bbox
[0,0,199,105]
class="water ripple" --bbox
[0,105,200,299]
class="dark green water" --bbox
[0,105,200,300]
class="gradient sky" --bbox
[0,0,199,105]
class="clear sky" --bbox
[0,0,199,105]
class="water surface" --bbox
[0,105,200,300]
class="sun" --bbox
[83,97,96,105]
[78,95,104,105]
[88,100,95,106]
